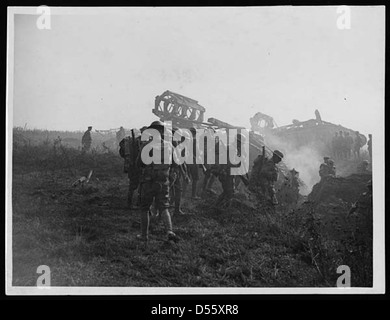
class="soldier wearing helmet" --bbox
[272,150,284,164]
[319,156,336,180]
[135,120,180,244]
[81,126,93,152]
[249,148,284,206]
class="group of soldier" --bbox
[81,125,127,153]
[319,154,371,181]
[82,123,372,244]
[118,120,285,244]
[330,130,366,160]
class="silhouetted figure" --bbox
[116,126,126,145]
[81,126,92,152]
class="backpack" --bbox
[119,136,139,173]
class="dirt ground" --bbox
[11,140,373,287]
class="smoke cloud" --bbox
[265,133,323,195]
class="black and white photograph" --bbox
[6,5,385,295]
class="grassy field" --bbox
[10,130,372,287]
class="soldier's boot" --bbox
[160,209,180,242]
[191,180,201,200]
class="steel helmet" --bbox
[273,150,284,160]
[140,126,148,133]
[148,120,165,129]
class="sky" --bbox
[9,6,385,137]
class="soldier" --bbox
[327,159,336,175]
[81,126,92,152]
[119,128,144,209]
[116,126,126,145]
[319,156,336,179]
[278,168,300,211]
[136,120,180,243]
[249,149,284,206]
[215,133,247,206]
[319,157,332,179]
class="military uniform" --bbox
[319,162,336,179]
[81,128,92,152]
[249,150,283,205]
[277,169,300,210]
[119,135,141,208]
[136,122,180,242]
